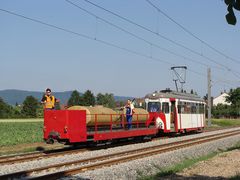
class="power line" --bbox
[212,79,239,89]
[0,8,171,66]
[188,69,205,77]
[0,8,236,87]
[145,0,240,80]
[83,0,240,78]
[213,79,240,85]
[145,0,240,65]
[0,8,93,41]
[68,0,240,84]
[65,0,220,70]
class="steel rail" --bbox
[0,148,88,165]
[1,129,240,180]
[0,139,154,165]
[33,130,240,180]
[0,127,230,165]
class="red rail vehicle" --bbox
[43,89,205,145]
[43,109,159,145]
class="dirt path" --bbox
[165,149,240,179]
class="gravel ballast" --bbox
[73,129,240,180]
[0,127,240,179]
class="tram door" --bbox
[170,100,176,131]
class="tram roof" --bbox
[145,89,204,102]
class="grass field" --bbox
[211,118,240,127]
[0,118,239,147]
[0,121,43,146]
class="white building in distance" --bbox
[213,92,231,106]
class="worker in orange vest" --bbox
[41,88,60,110]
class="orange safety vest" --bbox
[44,95,55,109]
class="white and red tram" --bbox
[145,89,205,133]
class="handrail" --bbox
[90,113,151,133]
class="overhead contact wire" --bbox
[83,0,239,76]
[65,0,215,69]
[0,8,234,83]
[145,0,240,65]
[0,8,172,66]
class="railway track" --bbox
[0,147,88,166]
[0,137,153,166]
[0,127,228,166]
[1,129,240,180]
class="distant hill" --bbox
[0,89,133,105]
[0,89,73,105]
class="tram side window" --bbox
[196,103,200,113]
[177,105,181,114]
[162,102,169,114]
[183,102,191,114]
[199,104,204,114]
[177,101,184,114]
[178,105,184,114]
[147,102,161,112]
[191,103,197,114]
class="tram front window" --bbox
[148,102,161,112]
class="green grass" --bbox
[138,152,217,180]
[211,118,240,127]
[227,142,240,151]
[0,118,239,151]
[230,175,240,180]
[139,142,240,180]
[0,121,43,146]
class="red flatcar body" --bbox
[43,110,159,145]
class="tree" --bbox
[213,88,240,118]
[226,88,240,117]
[36,105,44,118]
[55,102,61,110]
[83,90,95,106]
[104,93,115,108]
[0,97,13,118]
[212,104,231,118]
[21,96,39,118]
[226,88,240,106]
[96,93,116,108]
[225,0,240,25]
[203,94,208,101]
[67,90,82,107]
[115,100,125,108]
[96,93,105,105]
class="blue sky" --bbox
[0,0,240,98]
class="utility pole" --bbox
[207,68,212,126]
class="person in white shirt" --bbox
[125,99,135,129]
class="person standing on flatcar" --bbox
[41,88,60,110]
[125,99,134,129]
